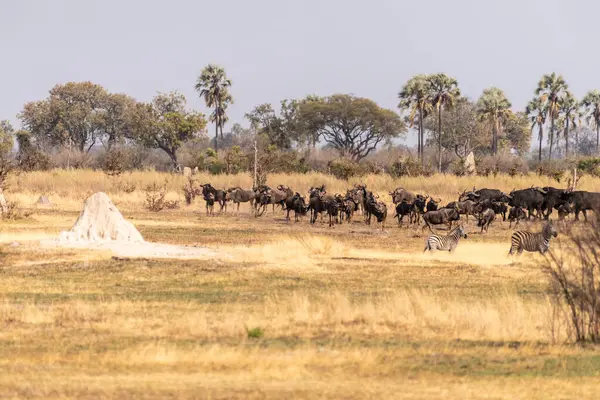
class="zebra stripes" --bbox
[424,225,468,252]
[509,222,557,255]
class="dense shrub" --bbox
[577,158,600,177]
[144,181,168,212]
[479,154,529,177]
[328,158,362,180]
[389,157,433,178]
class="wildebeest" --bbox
[200,183,228,214]
[477,208,495,233]
[226,187,256,213]
[410,195,428,224]
[508,206,527,228]
[424,225,467,252]
[365,191,387,230]
[557,203,573,221]
[509,221,558,255]
[389,187,416,205]
[508,188,545,219]
[394,200,412,226]
[421,206,460,233]
[563,191,600,221]
[426,197,441,212]
[204,192,215,215]
[445,200,477,222]
[308,186,335,224]
[474,199,508,221]
[290,193,309,222]
[278,185,298,220]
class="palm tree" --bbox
[427,73,460,172]
[398,75,431,164]
[535,73,568,159]
[526,97,548,162]
[558,92,580,158]
[195,64,233,150]
[475,87,512,155]
[581,89,600,154]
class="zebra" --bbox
[424,225,468,252]
[508,221,558,255]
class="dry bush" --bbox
[479,154,529,177]
[182,176,201,205]
[101,148,127,177]
[1,201,33,221]
[144,181,168,212]
[164,200,180,209]
[543,223,600,342]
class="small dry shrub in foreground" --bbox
[2,201,33,221]
[543,222,600,343]
[144,181,168,212]
[182,176,201,205]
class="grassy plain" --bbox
[0,170,599,399]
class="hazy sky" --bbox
[2,0,600,146]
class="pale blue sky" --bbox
[2,0,600,146]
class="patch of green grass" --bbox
[247,327,265,339]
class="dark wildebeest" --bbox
[477,208,495,233]
[394,200,412,226]
[200,183,228,214]
[445,200,477,222]
[204,192,215,216]
[308,186,334,224]
[540,187,569,220]
[426,197,441,212]
[459,188,511,203]
[563,191,600,222]
[508,187,545,219]
[353,184,371,223]
[389,187,416,205]
[474,199,508,221]
[508,206,527,229]
[410,195,428,224]
[227,187,256,213]
[421,206,460,233]
[557,203,573,221]
[290,193,309,222]
[278,185,298,220]
[365,191,387,230]
[340,192,358,223]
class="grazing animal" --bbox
[539,187,569,220]
[426,197,441,212]
[445,200,476,222]
[477,208,495,233]
[557,203,573,221]
[508,188,545,219]
[204,192,215,215]
[278,185,298,220]
[200,183,229,213]
[290,193,309,222]
[508,206,527,229]
[421,207,460,233]
[365,191,387,230]
[474,199,508,221]
[508,221,558,255]
[459,188,510,203]
[227,187,255,213]
[410,195,428,224]
[424,225,468,252]
[563,191,600,222]
[394,200,412,226]
[389,187,416,205]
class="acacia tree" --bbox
[398,75,431,164]
[476,87,512,155]
[526,97,548,162]
[427,73,460,172]
[195,64,233,151]
[297,94,405,161]
[559,92,580,157]
[581,90,600,154]
[536,73,568,159]
[101,93,136,150]
[129,92,206,170]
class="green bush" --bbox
[328,158,362,180]
[246,326,264,339]
[577,158,600,177]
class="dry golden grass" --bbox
[1,170,599,399]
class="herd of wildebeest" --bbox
[196,182,598,254]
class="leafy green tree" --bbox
[427,73,460,172]
[101,93,136,150]
[581,89,600,153]
[559,92,580,157]
[535,73,568,159]
[398,75,431,163]
[245,103,293,149]
[195,64,233,151]
[129,92,206,170]
[503,112,531,154]
[476,87,512,155]
[297,94,405,161]
[526,97,548,162]
[0,121,14,157]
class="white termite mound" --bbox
[59,192,143,244]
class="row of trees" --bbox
[526,73,600,161]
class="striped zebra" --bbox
[508,221,557,255]
[424,225,468,252]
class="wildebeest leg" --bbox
[583,210,588,222]
[286,207,291,220]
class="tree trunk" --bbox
[214,108,219,151]
[492,118,498,155]
[597,125,600,154]
[575,128,579,156]
[538,125,543,162]
[565,119,570,158]
[418,107,423,164]
[549,116,555,159]
[437,107,442,173]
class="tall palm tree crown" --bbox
[535,73,568,159]
[558,92,580,157]
[526,97,547,162]
[426,73,460,172]
[476,87,512,155]
[195,64,233,150]
[581,89,600,154]
[398,75,431,164]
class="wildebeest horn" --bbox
[388,191,394,195]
